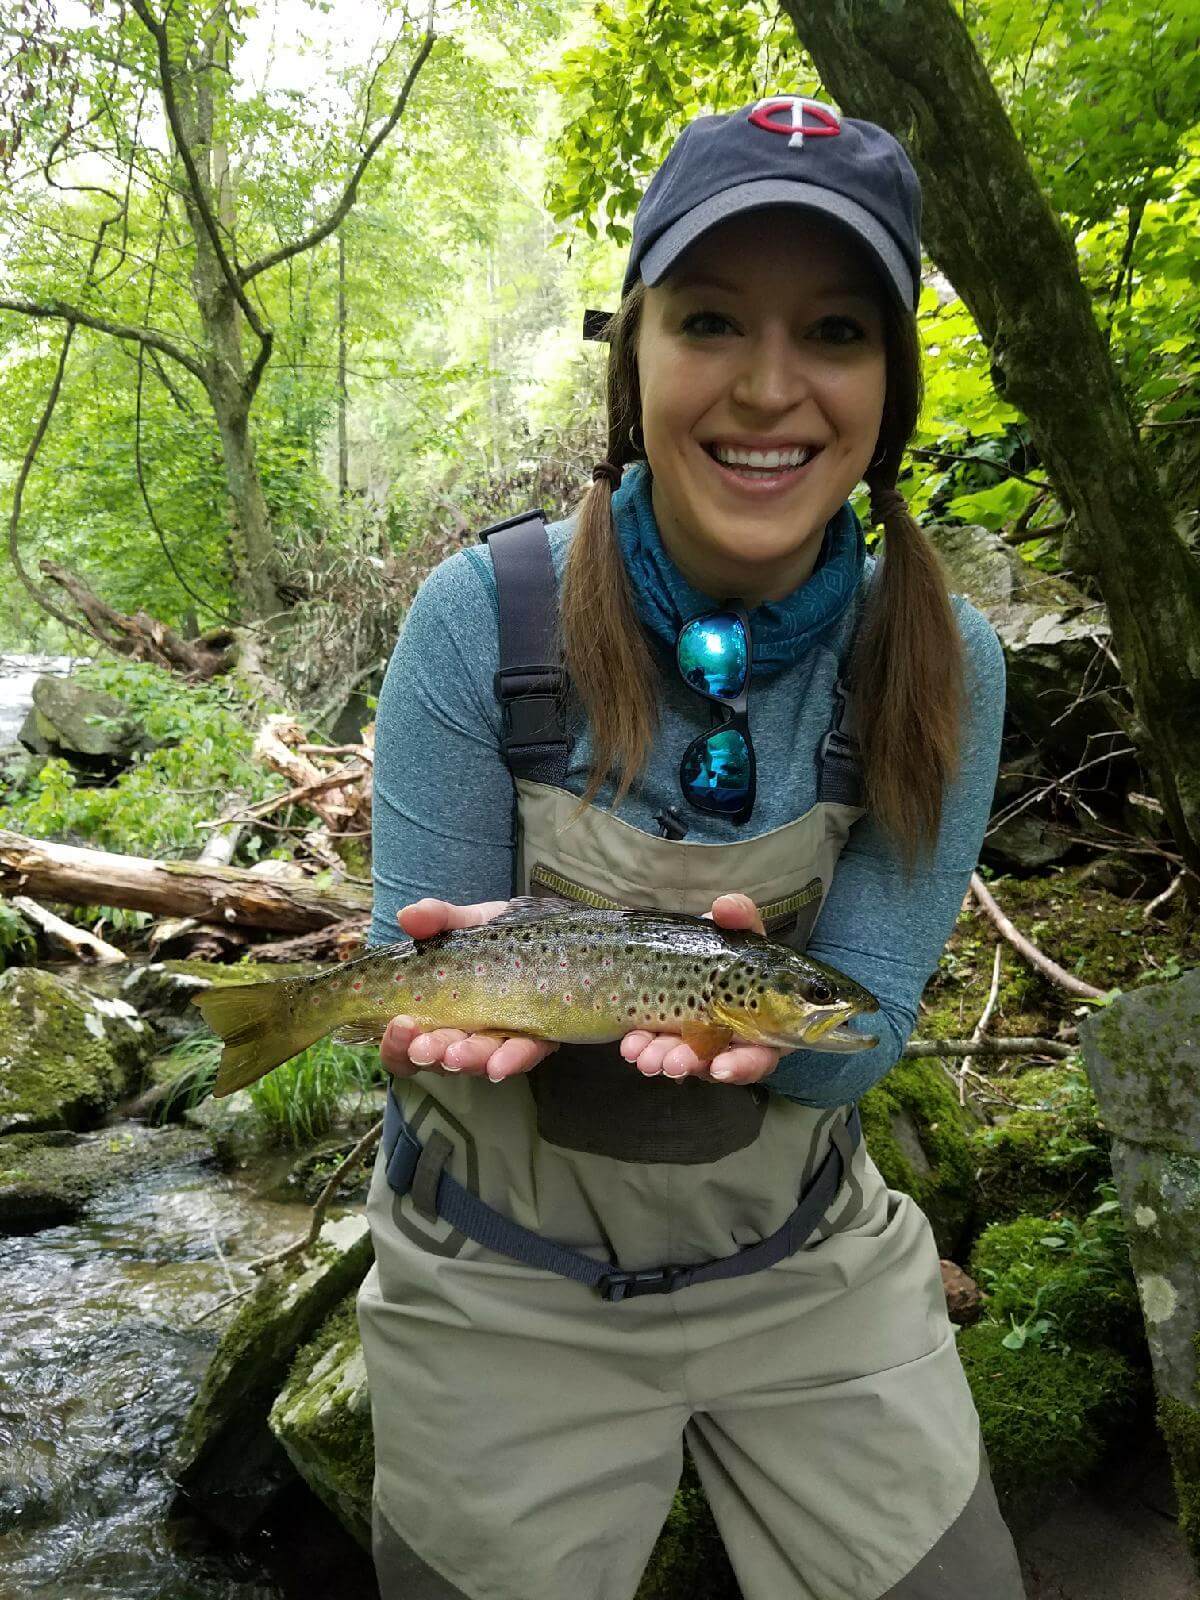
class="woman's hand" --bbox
[380,898,560,1084]
[618,893,785,1086]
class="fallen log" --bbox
[10,894,126,963]
[0,828,369,933]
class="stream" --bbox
[0,1133,379,1599]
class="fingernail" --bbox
[408,1039,433,1065]
[639,1064,662,1077]
[487,1068,505,1083]
[442,1062,461,1073]
[710,1062,734,1080]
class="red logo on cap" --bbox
[748,97,841,148]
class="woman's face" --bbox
[636,209,889,605]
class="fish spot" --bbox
[593,999,602,1011]
[582,976,592,988]
[627,1006,637,1017]
[537,979,550,993]
[352,980,362,991]
[514,958,522,969]
[563,992,572,1004]
[451,989,460,1000]
[414,992,423,1001]
[610,992,619,1003]
[687,997,696,1007]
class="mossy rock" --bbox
[968,1211,1142,1354]
[971,1063,1109,1222]
[171,1213,374,1538]
[959,1320,1144,1510]
[0,1123,212,1229]
[269,1294,374,1550]
[859,1059,978,1256]
[0,966,153,1134]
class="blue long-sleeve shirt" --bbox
[368,513,1005,1108]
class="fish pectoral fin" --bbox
[679,1021,733,1064]
[332,1023,386,1044]
[485,894,578,926]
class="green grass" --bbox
[156,1028,385,1147]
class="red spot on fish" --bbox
[394,973,404,983]
[437,969,446,979]
[563,993,572,1004]
[610,992,618,1002]
[414,992,423,1001]
[581,976,592,988]
[514,958,521,969]
[558,958,568,969]
[352,980,363,991]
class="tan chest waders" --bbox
[357,510,1025,1600]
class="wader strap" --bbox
[817,675,863,807]
[478,510,570,786]
[382,1087,862,1303]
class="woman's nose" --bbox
[730,334,813,416]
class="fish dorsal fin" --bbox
[484,894,579,927]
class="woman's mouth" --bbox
[702,442,822,496]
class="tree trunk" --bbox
[167,6,285,622]
[783,0,1200,878]
[338,229,349,501]
[0,829,370,933]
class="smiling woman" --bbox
[359,93,1019,1600]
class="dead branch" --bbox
[969,872,1106,999]
[10,894,126,962]
[0,827,369,932]
[249,1119,383,1275]
[955,942,1003,1103]
[35,559,234,676]
[903,1035,1075,1058]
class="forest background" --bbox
[1,0,1196,816]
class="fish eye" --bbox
[811,979,833,1003]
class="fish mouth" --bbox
[811,1020,878,1053]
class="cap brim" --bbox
[635,179,915,310]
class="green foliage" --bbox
[971,1064,1111,1222]
[0,902,37,969]
[158,1025,383,1148]
[0,659,287,874]
[958,1318,1143,1503]
[969,1183,1143,1354]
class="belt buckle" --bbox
[598,1266,686,1303]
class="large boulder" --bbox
[0,966,152,1133]
[17,674,158,777]
[928,522,1123,774]
[170,1212,374,1538]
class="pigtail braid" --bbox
[559,286,660,821]
[852,476,966,875]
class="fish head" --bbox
[710,947,880,1053]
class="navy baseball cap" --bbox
[619,95,922,312]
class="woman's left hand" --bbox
[618,893,785,1085]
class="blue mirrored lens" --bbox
[681,728,752,814]
[676,613,749,700]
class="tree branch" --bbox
[239,0,437,290]
[128,0,269,345]
[0,295,206,382]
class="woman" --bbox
[357,94,1026,1600]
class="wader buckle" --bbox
[598,1265,692,1303]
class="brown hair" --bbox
[558,279,966,877]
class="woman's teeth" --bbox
[707,444,817,478]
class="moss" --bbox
[0,1124,211,1227]
[970,1063,1109,1221]
[270,1293,374,1549]
[860,1059,978,1255]
[968,1209,1142,1353]
[1160,1392,1200,1567]
[0,967,150,1134]
[958,1321,1144,1506]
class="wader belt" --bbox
[382,1087,862,1303]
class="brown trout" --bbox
[193,896,880,1098]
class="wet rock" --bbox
[983,815,1077,872]
[170,1212,374,1538]
[0,966,153,1134]
[0,1123,212,1229]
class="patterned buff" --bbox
[610,460,866,680]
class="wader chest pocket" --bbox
[529,1045,767,1164]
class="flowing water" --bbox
[0,1132,379,1599]
[0,654,83,748]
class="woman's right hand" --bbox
[381,898,560,1083]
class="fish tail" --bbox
[191,980,326,1098]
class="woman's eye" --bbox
[816,315,866,345]
[681,311,732,337]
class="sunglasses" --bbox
[675,603,756,826]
